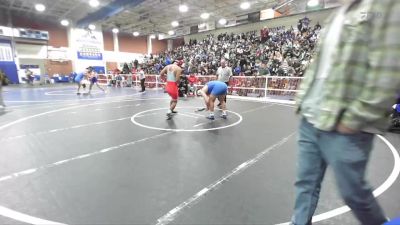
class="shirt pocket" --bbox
[340,4,371,44]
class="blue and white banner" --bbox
[77,51,102,60]
[74,29,103,61]
[0,41,13,62]
[0,39,18,83]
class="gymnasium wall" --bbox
[184,7,337,43]
[0,11,7,26]
[172,38,185,48]
[118,34,147,54]
[106,61,118,71]
[152,39,168,54]
[103,31,114,52]
[14,43,47,80]
[19,58,46,76]
[10,15,69,48]
[115,35,168,55]
[45,60,73,77]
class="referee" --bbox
[216,59,232,107]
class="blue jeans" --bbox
[291,118,387,225]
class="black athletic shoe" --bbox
[166,113,174,120]
[206,115,215,120]
[171,110,178,114]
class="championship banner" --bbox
[0,42,13,62]
[73,29,103,60]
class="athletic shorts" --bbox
[74,77,82,83]
[210,83,228,96]
[166,82,178,100]
[91,77,98,83]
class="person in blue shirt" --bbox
[165,56,172,65]
[234,65,241,76]
[199,81,228,120]
[74,67,92,95]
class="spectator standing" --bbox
[138,67,146,93]
[216,59,232,106]
[291,1,399,225]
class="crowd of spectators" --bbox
[110,18,322,97]
[123,17,322,78]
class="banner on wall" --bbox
[198,22,215,33]
[175,27,190,37]
[0,39,18,84]
[48,47,68,60]
[260,8,275,20]
[0,26,14,37]
[0,42,13,62]
[20,64,40,76]
[74,29,103,60]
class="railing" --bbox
[97,74,304,100]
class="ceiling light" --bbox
[240,2,250,10]
[60,20,69,26]
[218,18,227,25]
[35,4,46,12]
[133,32,140,36]
[171,21,179,27]
[158,34,165,39]
[88,24,96,30]
[150,34,156,39]
[168,30,175,35]
[179,4,188,13]
[112,28,119,33]
[200,13,210,20]
[89,0,100,7]
[307,0,319,7]
[199,23,206,28]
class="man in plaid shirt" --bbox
[291,0,399,224]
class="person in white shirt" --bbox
[138,67,145,92]
[216,59,232,107]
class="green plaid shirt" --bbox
[296,0,400,133]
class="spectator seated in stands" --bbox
[115,74,122,87]
[188,74,198,96]
[258,62,270,76]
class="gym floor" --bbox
[0,85,399,225]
